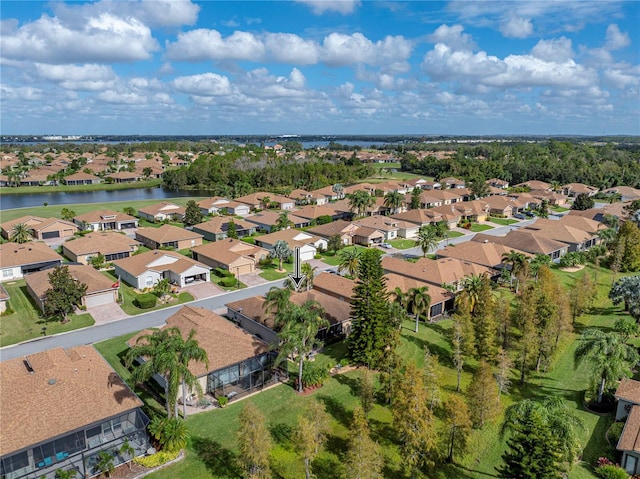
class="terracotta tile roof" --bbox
[193,217,254,235]
[1,215,48,233]
[616,378,640,405]
[135,224,203,244]
[112,250,208,277]
[382,256,494,287]
[25,264,117,299]
[127,306,269,377]
[62,231,140,257]
[74,209,136,224]
[0,242,63,269]
[0,346,142,455]
[618,405,640,453]
[436,242,531,269]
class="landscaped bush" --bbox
[607,422,625,446]
[133,450,179,468]
[594,464,629,479]
[560,251,587,268]
[219,276,237,287]
[216,396,228,408]
[134,293,157,309]
[300,361,329,389]
[214,267,233,278]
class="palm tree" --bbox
[275,211,293,231]
[275,300,329,393]
[348,190,374,218]
[332,183,344,199]
[270,240,292,272]
[501,250,528,292]
[125,327,206,418]
[414,225,439,257]
[60,207,76,222]
[177,329,209,419]
[529,253,552,280]
[500,397,585,464]
[9,222,32,243]
[455,274,486,314]
[7,170,21,187]
[263,287,292,319]
[259,196,271,210]
[301,262,317,291]
[383,191,404,215]
[407,286,431,333]
[143,166,153,179]
[574,329,639,403]
[338,248,361,278]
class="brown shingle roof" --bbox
[436,242,531,269]
[62,231,140,257]
[191,238,268,265]
[193,217,254,235]
[0,242,63,269]
[0,346,142,455]
[138,202,186,217]
[473,230,567,256]
[618,405,640,453]
[313,272,356,301]
[112,250,208,277]
[382,256,494,287]
[135,224,203,244]
[616,378,640,405]
[74,209,136,224]
[128,306,269,377]
[25,265,116,299]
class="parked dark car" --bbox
[513,213,526,220]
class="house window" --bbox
[2,269,12,278]
[626,455,637,474]
[145,275,154,287]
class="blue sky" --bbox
[1,1,639,136]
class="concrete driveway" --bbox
[86,303,129,325]
[182,281,224,299]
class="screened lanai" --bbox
[207,351,284,399]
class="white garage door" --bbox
[300,250,315,262]
[85,292,114,308]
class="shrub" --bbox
[133,450,179,468]
[559,251,586,268]
[301,361,329,389]
[214,267,234,278]
[219,276,237,287]
[607,422,625,446]
[1,307,15,316]
[217,396,228,408]
[134,293,156,309]
[595,464,629,479]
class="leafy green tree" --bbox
[574,328,639,403]
[122,206,136,216]
[450,314,467,392]
[497,408,564,479]
[176,329,209,419]
[415,225,439,257]
[221,218,237,239]
[44,266,88,323]
[9,222,32,243]
[467,361,500,428]
[119,438,135,469]
[236,402,272,479]
[500,397,584,465]
[55,469,77,479]
[392,363,437,475]
[501,250,529,293]
[95,451,115,478]
[275,300,328,393]
[495,348,513,401]
[529,253,552,279]
[332,183,344,199]
[275,211,292,231]
[468,176,490,199]
[571,193,595,210]
[295,401,330,479]
[343,406,384,479]
[338,247,360,277]
[88,253,106,270]
[383,190,404,214]
[357,368,376,415]
[327,233,343,255]
[148,416,189,452]
[183,199,204,227]
[614,317,639,342]
[456,274,497,360]
[348,249,396,369]
[443,393,472,464]
[537,199,550,218]
[263,286,292,318]
[60,207,76,221]
[259,196,271,210]
[568,273,596,323]
[348,190,374,218]
[410,186,422,210]
[406,285,431,333]
[143,166,153,179]
[612,221,640,272]
[269,240,292,272]
[300,262,317,291]
[423,346,441,410]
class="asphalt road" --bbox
[0,217,541,361]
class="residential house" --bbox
[226,290,352,345]
[63,172,101,185]
[192,217,255,241]
[135,225,203,250]
[234,192,295,211]
[391,209,444,238]
[197,197,235,215]
[312,272,356,303]
[191,238,269,275]
[62,232,141,264]
[487,178,509,189]
[385,272,454,318]
[353,216,399,241]
[440,177,466,189]
[113,250,210,289]
[429,205,465,228]
[1,216,78,241]
[416,191,444,209]
[481,196,518,217]
[382,256,495,291]
[353,225,385,246]
[507,192,541,211]
[0,346,150,479]
[531,190,568,207]
[307,220,359,246]
[19,172,53,186]
[615,378,640,474]
[293,205,343,222]
[0,242,63,282]
[454,200,491,223]
[520,219,599,252]
[245,210,311,233]
[254,229,326,261]
[405,178,441,190]
[436,242,531,270]
[25,264,119,310]
[309,185,343,201]
[0,284,9,313]
[473,230,568,260]
[73,210,138,232]
[137,202,186,222]
[513,180,552,192]
[127,306,278,404]
[603,186,640,202]
[562,183,599,198]
[287,189,327,206]
[428,189,465,205]
[106,171,139,183]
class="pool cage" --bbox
[207,351,286,400]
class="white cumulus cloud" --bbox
[428,24,476,51]
[166,29,265,62]
[321,33,412,68]
[172,73,233,96]
[500,16,533,39]
[264,33,319,64]
[296,0,361,15]
[605,24,630,50]
[531,37,574,62]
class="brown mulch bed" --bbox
[96,463,149,479]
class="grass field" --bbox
[468,223,494,233]
[92,262,630,479]
[318,245,366,266]
[0,179,163,195]
[389,238,416,249]
[488,217,518,226]
[259,261,294,281]
[0,280,94,346]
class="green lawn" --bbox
[488,217,518,226]
[0,280,94,346]
[210,275,247,291]
[102,270,194,315]
[0,179,163,196]
[0,197,207,223]
[468,223,494,233]
[447,231,465,238]
[553,206,571,212]
[259,261,294,281]
[318,245,366,266]
[388,238,415,249]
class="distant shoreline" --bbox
[0,178,163,196]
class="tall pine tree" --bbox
[348,249,395,368]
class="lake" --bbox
[0,187,212,210]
